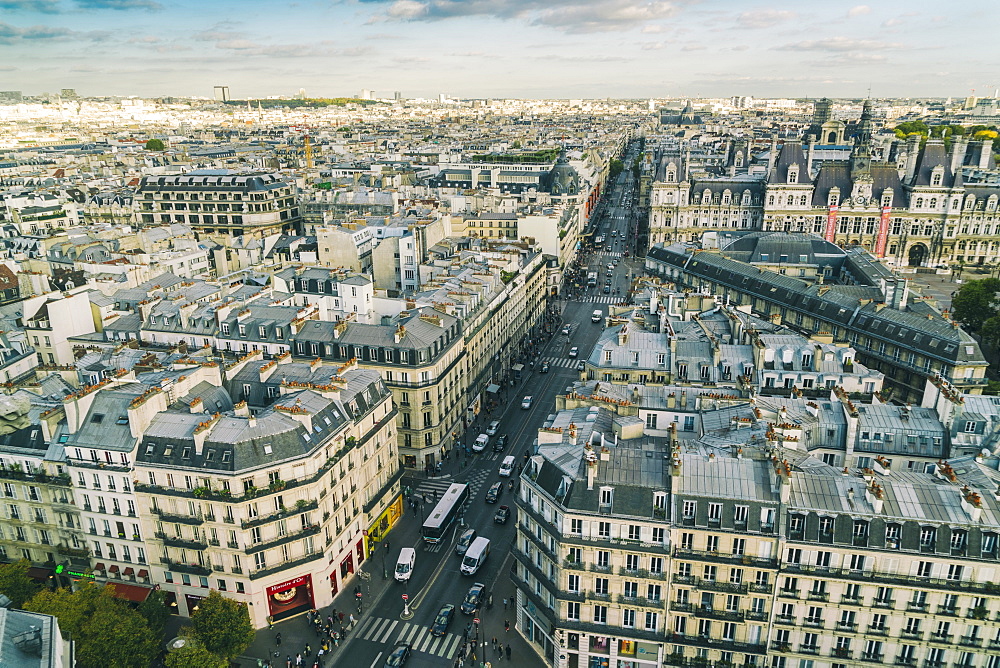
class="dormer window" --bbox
[931,165,944,186]
[221,323,230,335]
[787,165,799,184]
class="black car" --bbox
[494,505,510,524]
[461,582,486,614]
[384,641,411,667]
[485,481,503,503]
[431,604,455,637]
[493,434,508,452]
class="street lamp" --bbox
[382,540,389,580]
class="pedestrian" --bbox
[503,598,508,610]
[295,654,302,667]
[506,645,512,660]
[276,632,282,647]
[286,657,292,668]
[505,619,510,632]
[338,612,344,624]
[349,613,355,627]
[304,643,311,657]
[493,636,498,651]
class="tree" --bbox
[980,315,1000,363]
[0,559,42,608]
[77,596,159,668]
[138,588,170,638]
[950,277,1000,332]
[165,643,228,668]
[190,590,255,660]
[26,583,159,668]
[145,138,165,151]
[608,158,624,179]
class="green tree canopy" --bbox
[190,590,255,660]
[26,583,159,668]
[164,643,228,668]
[145,138,165,151]
[0,559,43,608]
[609,158,624,180]
[950,277,1000,332]
[77,596,159,668]
[138,588,171,638]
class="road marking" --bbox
[363,617,387,640]
[442,634,461,658]
[369,652,383,668]
[417,630,435,652]
[383,619,399,639]
[357,616,376,637]
[402,622,421,642]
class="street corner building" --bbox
[510,394,1000,668]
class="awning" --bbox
[123,567,135,576]
[108,582,152,603]
[137,569,149,579]
[486,383,500,394]
[27,566,52,580]
[94,563,106,572]
[108,565,120,573]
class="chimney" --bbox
[980,139,994,169]
[248,415,257,429]
[234,401,250,417]
[767,135,778,174]
[806,135,816,176]
[189,397,204,413]
[904,134,920,182]
[950,136,967,174]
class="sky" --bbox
[0,0,997,100]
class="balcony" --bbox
[589,564,613,575]
[666,634,766,655]
[835,622,858,633]
[775,615,794,626]
[958,635,981,648]
[694,607,744,622]
[671,602,694,613]
[802,618,824,628]
[894,658,917,667]
[748,582,773,594]
[867,625,889,636]
[155,532,208,550]
[906,602,928,612]
[586,590,612,603]
[799,645,819,655]
[771,642,791,653]
[778,588,800,599]
[831,648,853,660]
[860,653,884,663]
[617,595,662,609]
[241,500,318,529]
[745,610,768,622]
[248,551,324,580]
[900,629,923,641]
[872,598,895,609]
[672,547,777,569]
[936,605,958,616]
[563,559,587,572]
[841,594,862,606]
[966,606,989,620]
[806,591,829,602]
[161,559,212,576]
[671,574,748,595]
[244,525,321,555]
[927,633,953,645]
[151,508,203,525]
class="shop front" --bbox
[266,575,315,622]
[184,593,206,616]
[365,496,403,557]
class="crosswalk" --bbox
[355,615,463,659]
[568,295,625,304]
[539,356,584,369]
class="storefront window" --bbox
[618,640,636,657]
[590,636,610,653]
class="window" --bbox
[622,609,635,628]
[593,605,607,624]
[567,601,580,620]
[734,506,748,525]
[682,500,696,519]
[644,611,658,631]
[647,584,661,601]
[708,503,722,523]
[597,522,611,538]
[568,574,580,593]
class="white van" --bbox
[499,456,515,477]
[592,309,602,323]
[394,547,415,582]
[461,537,490,576]
[473,434,489,452]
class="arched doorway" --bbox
[908,243,928,267]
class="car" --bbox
[521,395,533,409]
[486,420,500,436]
[384,641,411,667]
[455,528,477,556]
[606,246,612,251]
[493,434,508,452]
[561,324,571,335]
[460,582,486,614]
[605,278,612,284]
[494,505,511,524]
[569,347,579,358]
[577,360,586,370]
[473,434,489,452]
[606,263,614,270]
[431,604,455,637]
[485,481,503,503]
[539,362,549,373]
[603,286,610,293]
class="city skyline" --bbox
[1,0,998,100]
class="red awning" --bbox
[26,566,52,580]
[108,582,152,603]
[123,567,135,576]
[94,563,106,572]
[108,565,120,573]
[137,569,149,578]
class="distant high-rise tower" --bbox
[360,89,373,100]
[394,91,402,101]
[60,88,77,99]
[438,93,447,104]
[812,98,832,126]
[214,86,230,102]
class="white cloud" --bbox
[847,5,871,17]
[779,36,901,52]
[735,9,796,29]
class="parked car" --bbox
[460,582,486,614]
[431,604,455,637]
[494,505,511,524]
[473,434,489,452]
[384,641,411,667]
[569,347,579,358]
[521,395,533,409]
[486,420,500,436]
[493,434,508,452]
[485,481,503,503]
